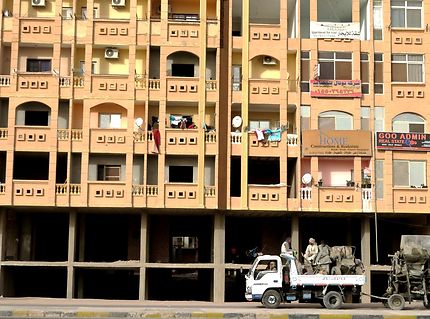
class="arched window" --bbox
[318,111,353,130]
[392,113,425,133]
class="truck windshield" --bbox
[247,258,259,277]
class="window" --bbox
[374,53,384,93]
[26,59,51,72]
[392,54,424,83]
[318,52,352,80]
[232,65,242,91]
[301,105,311,130]
[81,7,98,19]
[392,113,425,133]
[169,166,193,183]
[91,61,98,75]
[300,51,310,92]
[61,7,73,19]
[374,106,385,131]
[361,107,370,130]
[391,0,422,28]
[375,160,384,199]
[99,113,121,129]
[317,0,352,22]
[97,165,121,181]
[393,160,426,187]
[249,120,270,130]
[374,0,383,40]
[361,53,369,94]
[318,111,353,130]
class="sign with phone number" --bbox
[310,79,362,98]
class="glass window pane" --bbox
[408,64,423,82]
[410,162,425,186]
[393,161,409,186]
[392,54,406,61]
[318,52,334,59]
[319,62,334,79]
[318,117,336,130]
[99,114,110,128]
[392,63,407,82]
[301,117,310,130]
[393,121,409,132]
[361,118,370,130]
[336,52,352,59]
[391,0,406,5]
[301,60,310,81]
[361,61,369,82]
[409,123,424,133]
[336,62,352,79]
[407,1,422,7]
[374,84,384,94]
[301,51,310,59]
[301,105,311,117]
[374,53,383,61]
[407,9,421,27]
[110,114,121,128]
[361,53,369,60]
[361,107,370,117]
[408,54,423,61]
[336,117,353,130]
[391,8,405,27]
[374,63,383,83]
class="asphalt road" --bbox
[0,298,430,318]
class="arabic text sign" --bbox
[310,21,361,39]
[376,132,430,151]
[310,79,362,98]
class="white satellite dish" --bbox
[302,173,312,185]
[135,117,144,128]
[232,116,242,132]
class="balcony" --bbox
[248,184,286,210]
[205,131,217,154]
[57,129,84,152]
[165,129,199,154]
[19,18,58,44]
[165,183,199,208]
[248,132,284,157]
[315,187,366,213]
[204,186,216,208]
[249,79,281,104]
[15,126,51,151]
[167,20,200,46]
[0,75,12,96]
[93,20,133,45]
[55,183,82,207]
[90,129,129,153]
[88,182,128,207]
[230,132,242,156]
[166,77,199,101]
[17,73,58,97]
[13,180,53,206]
[205,80,218,101]
[393,188,428,213]
[148,79,162,101]
[91,75,131,98]
[133,131,153,154]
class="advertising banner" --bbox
[310,79,362,98]
[310,21,361,39]
[302,130,372,156]
[376,132,430,151]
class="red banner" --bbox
[310,79,362,97]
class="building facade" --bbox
[0,0,428,302]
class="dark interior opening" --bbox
[25,110,49,126]
[0,151,6,182]
[171,64,194,77]
[248,157,280,184]
[230,156,241,197]
[75,268,139,300]
[13,152,49,180]
[56,153,68,183]
[169,166,193,183]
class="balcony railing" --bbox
[362,188,372,212]
[55,184,81,195]
[135,75,146,89]
[300,187,312,200]
[0,129,8,139]
[231,132,242,144]
[59,76,71,87]
[57,129,83,141]
[205,131,217,143]
[73,76,84,87]
[0,75,11,86]
[148,79,161,90]
[132,185,145,196]
[132,185,159,196]
[287,134,298,146]
[146,185,158,196]
[205,80,217,91]
[0,183,5,194]
[204,186,216,197]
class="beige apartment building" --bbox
[0,0,428,302]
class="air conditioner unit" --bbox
[157,4,172,13]
[31,0,45,7]
[112,0,125,7]
[262,56,277,65]
[105,48,119,59]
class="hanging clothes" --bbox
[254,129,265,141]
[152,128,161,154]
[268,129,281,142]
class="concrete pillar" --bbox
[139,212,148,300]
[19,215,31,261]
[66,211,76,299]
[361,216,371,303]
[213,214,225,302]
[0,208,7,295]
[291,215,299,253]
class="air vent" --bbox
[262,56,277,65]
[31,0,46,7]
[112,0,125,7]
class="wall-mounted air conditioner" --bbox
[105,48,119,59]
[31,0,45,7]
[262,56,277,65]
[112,0,125,7]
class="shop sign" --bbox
[310,21,361,39]
[376,132,430,151]
[302,130,372,156]
[310,79,362,97]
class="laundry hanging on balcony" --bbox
[254,128,281,142]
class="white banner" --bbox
[310,21,361,39]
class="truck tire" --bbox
[323,291,343,309]
[387,294,405,310]
[262,289,281,309]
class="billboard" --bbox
[310,79,362,98]
[376,132,430,151]
[310,22,361,39]
[302,130,372,156]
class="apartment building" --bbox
[0,0,428,302]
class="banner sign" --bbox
[376,132,430,151]
[310,21,361,39]
[302,130,372,156]
[310,79,362,97]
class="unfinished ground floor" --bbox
[0,208,428,302]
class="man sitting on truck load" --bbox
[315,240,331,274]
[303,238,318,274]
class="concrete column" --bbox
[18,215,31,261]
[213,214,225,302]
[291,215,299,253]
[361,216,371,303]
[139,212,148,300]
[0,208,7,295]
[66,211,77,299]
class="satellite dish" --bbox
[302,173,312,185]
[135,117,144,128]
[232,116,242,130]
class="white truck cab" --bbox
[245,253,366,309]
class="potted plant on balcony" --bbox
[361,177,371,188]
[317,179,323,187]
[346,180,355,187]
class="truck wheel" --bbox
[423,300,430,309]
[323,291,343,309]
[387,294,405,310]
[262,289,281,309]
